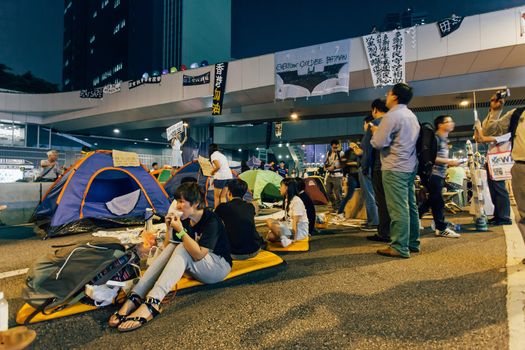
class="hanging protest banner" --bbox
[275,39,350,100]
[437,15,464,37]
[275,122,282,138]
[363,29,405,87]
[80,87,103,99]
[103,82,121,94]
[211,62,228,115]
[183,72,211,86]
[521,10,525,36]
[128,76,162,89]
[166,121,184,141]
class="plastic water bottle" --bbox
[0,291,8,331]
[145,208,154,232]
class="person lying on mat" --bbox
[109,182,232,332]
[215,179,264,260]
[265,178,309,247]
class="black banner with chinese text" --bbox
[183,72,210,86]
[128,76,162,89]
[211,62,228,115]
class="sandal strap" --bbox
[144,297,161,317]
[123,316,148,325]
[112,311,127,322]
[127,293,143,308]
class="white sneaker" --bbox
[435,228,461,238]
[281,236,293,247]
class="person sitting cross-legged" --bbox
[265,178,309,247]
[215,179,264,260]
[109,182,232,332]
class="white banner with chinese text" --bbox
[362,30,405,87]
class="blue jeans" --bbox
[382,170,420,257]
[358,169,379,226]
[338,174,358,214]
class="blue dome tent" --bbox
[32,150,170,238]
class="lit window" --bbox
[93,11,97,18]
[64,2,72,15]
[64,59,69,67]
[90,48,94,55]
[113,23,120,34]
[101,0,108,9]
[89,35,95,44]
[113,62,123,73]
[114,0,120,8]
[120,19,125,28]
[101,70,112,81]
[93,77,100,86]
[64,79,70,85]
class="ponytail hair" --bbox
[281,178,299,214]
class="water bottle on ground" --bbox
[145,208,154,232]
[0,291,8,331]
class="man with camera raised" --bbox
[477,91,514,225]
[475,90,525,225]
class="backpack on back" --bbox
[509,107,525,147]
[21,237,139,323]
[416,122,438,182]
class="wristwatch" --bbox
[175,228,187,240]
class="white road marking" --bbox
[0,268,28,280]
[504,210,525,350]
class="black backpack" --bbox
[509,107,525,147]
[21,237,139,323]
[416,122,438,182]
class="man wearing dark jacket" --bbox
[361,99,390,242]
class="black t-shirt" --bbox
[298,191,316,234]
[215,199,263,256]
[182,209,232,266]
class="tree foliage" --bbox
[0,64,59,93]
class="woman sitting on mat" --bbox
[265,178,309,247]
[109,182,232,332]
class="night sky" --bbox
[232,0,525,58]
[1,0,524,87]
[0,0,63,85]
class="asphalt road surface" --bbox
[0,214,508,349]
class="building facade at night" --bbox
[62,0,231,91]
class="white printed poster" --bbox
[275,39,350,100]
[166,121,184,141]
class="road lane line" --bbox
[504,210,525,350]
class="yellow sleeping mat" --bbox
[17,250,284,324]
[266,237,310,252]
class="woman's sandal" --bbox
[117,297,161,332]
[108,293,142,328]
